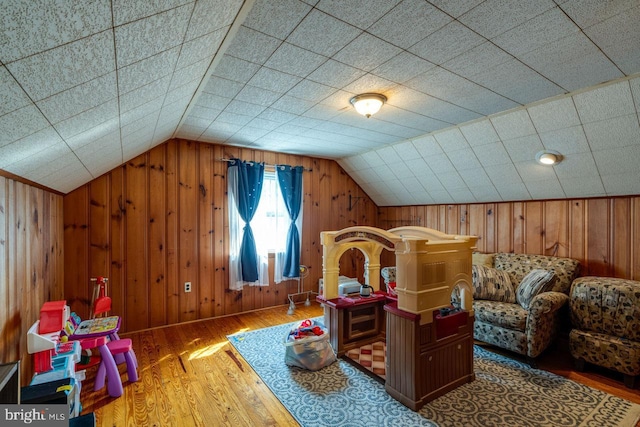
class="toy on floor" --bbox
[284,319,336,371]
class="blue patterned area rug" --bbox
[228,319,640,427]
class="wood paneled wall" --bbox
[63,139,377,333]
[0,175,64,383]
[378,198,640,280]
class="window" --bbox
[252,171,288,254]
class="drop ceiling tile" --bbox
[120,76,171,113]
[484,162,523,183]
[416,173,444,192]
[54,100,119,140]
[341,155,369,171]
[169,56,211,91]
[215,111,253,126]
[7,30,115,101]
[264,43,327,78]
[316,0,399,30]
[592,144,640,173]
[232,126,271,143]
[393,141,420,161]
[204,76,245,98]
[495,181,531,201]
[243,0,312,40]
[491,109,537,140]
[257,108,298,124]
[185,0,242,41]
[112,0,191,26]
[37,72,116,124]
[583,5,640,74]
[75,130,121,163]
[247,68,302,93]
[468,59,564,105]
[164,81,198,107]
[409,21,485,65]
[0,104,49,148]
[469,184,502,201]
[369,0,451,48]
[289,116,323,129]
[573,80,635,123]
[361,150,385,167]
[459,0,556,39]
[121,110,160,137]
[447,148,481,171]
[392,163,418,180]
[425,153,455,174]
[372,52,436,84]
[525,178,565,199]
[0,0,111,62]
[114,5,192,68]
[287,9,361,57]
[528,96,580,133]
[538,126,590,155]
[427,190,454,204]
[492,7,578,57]
[118,48,179,95]
[560,0,638,28]
[212,55,261,83]
[412,134,442,157]
[443,42,512,79]
[601,171,640,195]
[0,66,31,116]
[224,99,267,117]
[245,117,280,132]
[514,161,558,182]
[374,146,401,164]
[553,151,598,179]
[502,134,545,163]
[342,73,396,95]
[560,175,605,198]
[632,77,640,111]
[176,27,227,69]
[434,128,469,151]
[429,0,484,18]
[0,127,62,168]
[270,95,313,115]
[459,120,500,147]
[520,32,622,91]
[583,114,640,151]
[200,126,236,141]
[197,93,231,111]
[300,104,342,121]
[66,116,122,150]
[38,160,93,193]
[377,107,448,133]
[449,188,476,203]
[287,80,336,102]
[334,33,402,73]
[458,168,493,187]
[307,59,366,88]
[472,141,512,167]
[227,26,283,65]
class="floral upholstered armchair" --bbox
[471,253,580,366]
[569,277,640,388]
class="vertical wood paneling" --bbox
[525,202,543,254]
[125,155,149,331]
[149,147,167,327]
[179,141,198,322]
[1,175,63,385]
[612,198,631,278]
[109,167,125,324]
[198,143,214,318]
[64,186,89,315]
[544,200,568,257]
[586,198,611,276]
[569,199,586,265]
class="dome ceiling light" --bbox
[536,150,563,165]
[349,93,387,118]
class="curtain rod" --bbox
[218,158,312,172]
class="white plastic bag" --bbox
[284,319,336,371]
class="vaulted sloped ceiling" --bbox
[1,0,639,205]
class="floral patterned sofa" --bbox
[381,252,581,366]
[569,277,640,388]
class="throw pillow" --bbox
[472,252,495,268]
[472,264,516,303]
[516,269,557,309]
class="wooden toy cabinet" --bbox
[384,303,475,411]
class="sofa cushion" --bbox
[473,300,527,331]
[516,269,557,309]
[472,252,494,268]
[472,264,516,303]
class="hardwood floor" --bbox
[79,302,640,426]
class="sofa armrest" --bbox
[525,292,569,358]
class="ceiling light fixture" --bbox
[349,93,387,118]
[536,150,563,165]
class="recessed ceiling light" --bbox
[536,150,563,165]
[349,93,387,118]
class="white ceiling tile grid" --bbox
[0,0,639,206]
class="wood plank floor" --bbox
[79,302,640,426]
